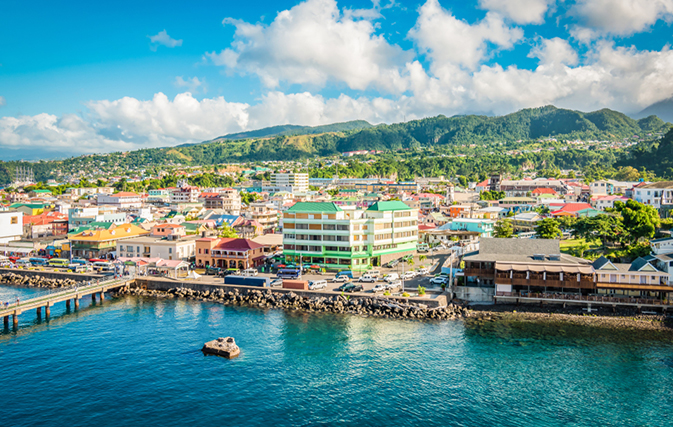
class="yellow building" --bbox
[69,223,150,259]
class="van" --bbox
[16,259,31,267]
[93,261,114,273]
[368,270,381,278]
[242,268,258,277]
[308,280,327,290]
[417,243,430,252]
[384,273,400,283]
[277,269,301,279]
[29,257,49,266]
[48,258,69,268]
[68,264,87,273]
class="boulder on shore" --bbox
[202,337,240,359]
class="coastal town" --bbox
[1,165,673,316]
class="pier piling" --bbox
[3,316,8,328]
[36,307,42,319]
[66,300,71,310]
[100,292,105,302]
[91,293,96,303]
[74,298,79,310]
[45,306,50,319]
[13,314,18,328]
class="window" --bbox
[337,225,349,231]
[169,248,172,254]
[127,245,134,252]
[323,224,336,231]
[198,248,202,254]
[295,224,309,230]
[10,216,17,224]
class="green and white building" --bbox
[282,201,418,271]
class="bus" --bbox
[29,257,49,266]
[276,268,301,279]
[48,258,70,268]
[92,261,114,273]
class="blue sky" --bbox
[2,0,673,159]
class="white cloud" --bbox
[148,30,183,51]
[479,0,553,24]
[528,37,578,66]
[174,76,205,93]
[206,0,413,93]
[571,0,673,39]
[409,0,523,71]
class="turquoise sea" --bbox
[1,285,673,427]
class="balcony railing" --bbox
[495,291,673,306]
[465,267,495,276]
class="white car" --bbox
[358,274,377,283]
[309,280,328,290]
[372,283,389,292]
[402,271,417,280]
[332,275,350,282]
[270,279,283,287]
[387,280,402,290]
[242,268,258,277]
[417,268,430,275]
[384,273,399,283]
[429,276,448,285]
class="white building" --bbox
[97,192,142,209]
[270,173,309,192]
[117,235,197,260]
[0,211,24,244]
[170,186,200,204]
[633,182,673,208]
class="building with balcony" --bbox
[97,192,142,209]
[464,238,593,294]
[282,201,418,271]
[270,173,309,192]
[633,181,673,209]
[247,202,278,232]
[437,218,495,237]
[69,223,150,259]
[170,186,200,204]
[195,237,268,269]
[116,232,196,260]
[0,211,24,244]
[203,188,241,215]
[593,256,670,298]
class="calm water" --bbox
[1,286,673,427]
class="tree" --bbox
[494,219,513,238]
[218,223,238,238]
[615,166,640,181]
[614,199,660,243]
[535,218,562,239]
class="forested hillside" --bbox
[1,105,670,185]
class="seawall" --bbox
[0,268,104,282]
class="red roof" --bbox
[475,179,489,188]
[214,238,266,251]
[23,212,68,226]
[418,224,437,231]
[113,192,139,197]
[531,188,557,195]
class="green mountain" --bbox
[216,120,373,140]
[2,106,671,185]
[619,127,673,177]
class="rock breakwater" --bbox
[115,286,470,321]
[0,273,83,289]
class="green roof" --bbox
[31,189,52,193]
[287,202,343,213]
[10,203,48,209]
[366,201,412,211]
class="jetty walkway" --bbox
[1,276,133,328]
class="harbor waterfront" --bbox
[2,285,673,427]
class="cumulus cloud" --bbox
[479,0,553,24]
[206,0,413,93]
[174,76,205,93]
[571,0,673,39]
[409,0,523,71]
[149,30,183,51]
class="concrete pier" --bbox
[3,315,8,328]
[75,298,79,309]
[66,299,71,310]
[36,307,42,319]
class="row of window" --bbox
[284,234,349,242]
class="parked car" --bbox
[385,259,399,268]
[417,267,430,275]
[417,243,430,252]
[219,269,239,277]
[402,271,417,280]
[332,275,350,283]
[384,273,399,283]
[387,280,402,290]
[270,279,283,287]
[372,283,389,292]
[358,274,377,283]
[337,282,355,291]
[205,267,222,275]
[342,283,363,293]
[429,276,448,285]
[309,280,328,290]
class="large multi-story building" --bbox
[270,173,309,192]
[282,201,418,271]
[633,182,673,209]
[97,192,142,209]
[203,188,241,215]
[247,202,278,232]
[170,186,200,204]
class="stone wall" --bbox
[0,268,104,282]
[135,277,448,308]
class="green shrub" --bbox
[418,286,426,296]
